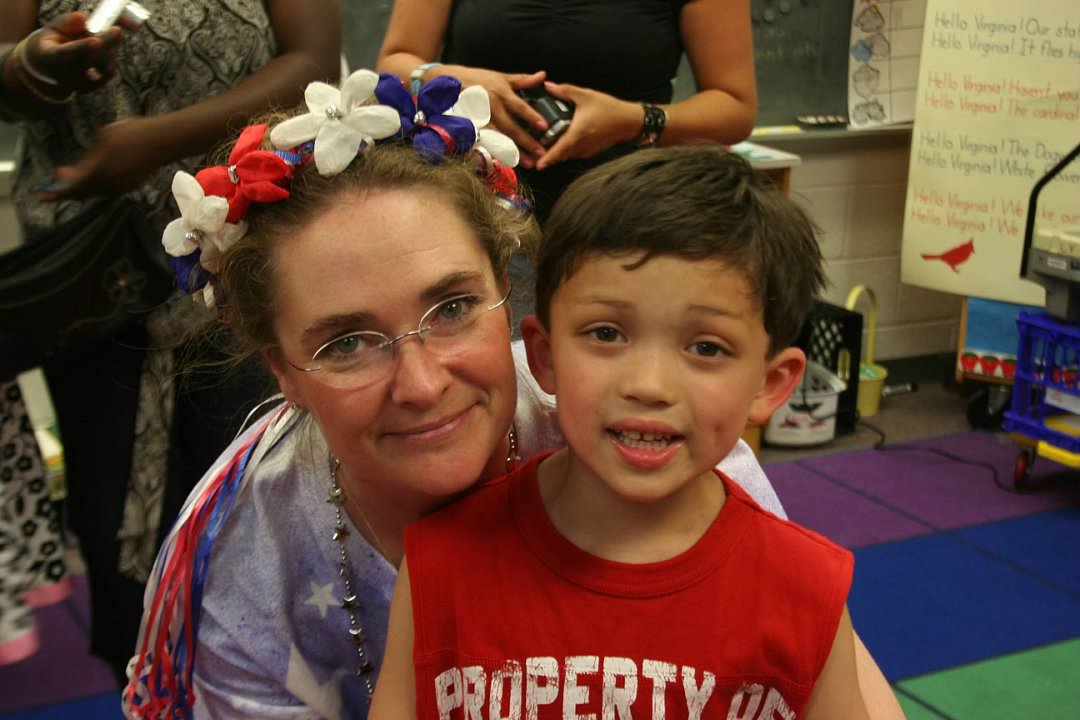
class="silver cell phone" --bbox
[86,0,151,34]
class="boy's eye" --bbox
[586,325,624,343]
[688,341,728,358]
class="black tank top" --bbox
[443,0,690,219]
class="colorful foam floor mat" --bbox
[1,431,1078,718]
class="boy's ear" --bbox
[263,347,303,408]
[748,347,807,426]
[520,314,556,394]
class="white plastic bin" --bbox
[764,362,848,447]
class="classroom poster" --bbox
[848,0,926,126]
[900,0,1080,305]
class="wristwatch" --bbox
[636,103,668,147]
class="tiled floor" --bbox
[769,430,1080,717]
[0,574,120,718]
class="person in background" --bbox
[120,71,789,719]
[376,0,757,221]
[0,379,68,667]
[0,0,341,684]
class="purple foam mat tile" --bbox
[0,600,117,715]
[917,432,1080,483]
[804,432,1080,530]
[765,461,930,548]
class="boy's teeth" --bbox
[614,430,674,449]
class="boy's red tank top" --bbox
[405,453,854,719]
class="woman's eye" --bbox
[432,294,481,324]
[688,341,728,358]
[328,335,361,356]
[587,326,624,343]
[317,332,382,363]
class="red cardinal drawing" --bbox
[922,239,975,272]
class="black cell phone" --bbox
[516,87,574,147]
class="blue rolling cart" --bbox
[1003,139,1080,488]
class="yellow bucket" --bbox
[845,285,889,417]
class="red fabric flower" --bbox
[196,124,293,223]
[484,161,519,198]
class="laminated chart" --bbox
[901,0,1080,304]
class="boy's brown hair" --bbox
[534,145,825,355]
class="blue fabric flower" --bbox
[375,73,477,161]
[170,250,211,295]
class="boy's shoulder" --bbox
[721,470,854,590]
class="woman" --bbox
[376,0,757,221]
[121,72,804,719]
[0,0,341,682]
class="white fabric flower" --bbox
[161,172,247,269]
[197,221,247,274]
[270,69,401,176]
[450,85,520,168]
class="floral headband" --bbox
[162,69,528,308]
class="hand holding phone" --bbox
[516,87,574,148]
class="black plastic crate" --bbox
[793,300,863,433]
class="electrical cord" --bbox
[858,419,1017,493]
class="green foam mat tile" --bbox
[894,690,950,719]
[898,638,1080,718]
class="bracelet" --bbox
[636,103,667,147]
[10,39,73,105]
[409,61,443,96]
[19,30,62,87]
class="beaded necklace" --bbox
[325,425,519,698]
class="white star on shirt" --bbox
[285,642,347,720]
[304,581,337,619]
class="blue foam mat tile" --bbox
[952,508,1080,595]
[0,692,121,720]
[848,532,1080,681]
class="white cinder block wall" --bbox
[778,134,963,361]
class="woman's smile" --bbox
[383,403,478,445]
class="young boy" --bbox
[372,146,869,719]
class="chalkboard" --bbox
[341,0,393,72]
[676,0,855,126]
[750,0,854,125]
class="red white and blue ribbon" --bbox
[124,407,287,719]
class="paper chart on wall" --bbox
[849,0,926,126]
[900,0,1080,305]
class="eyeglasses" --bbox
[285,286,511,389]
